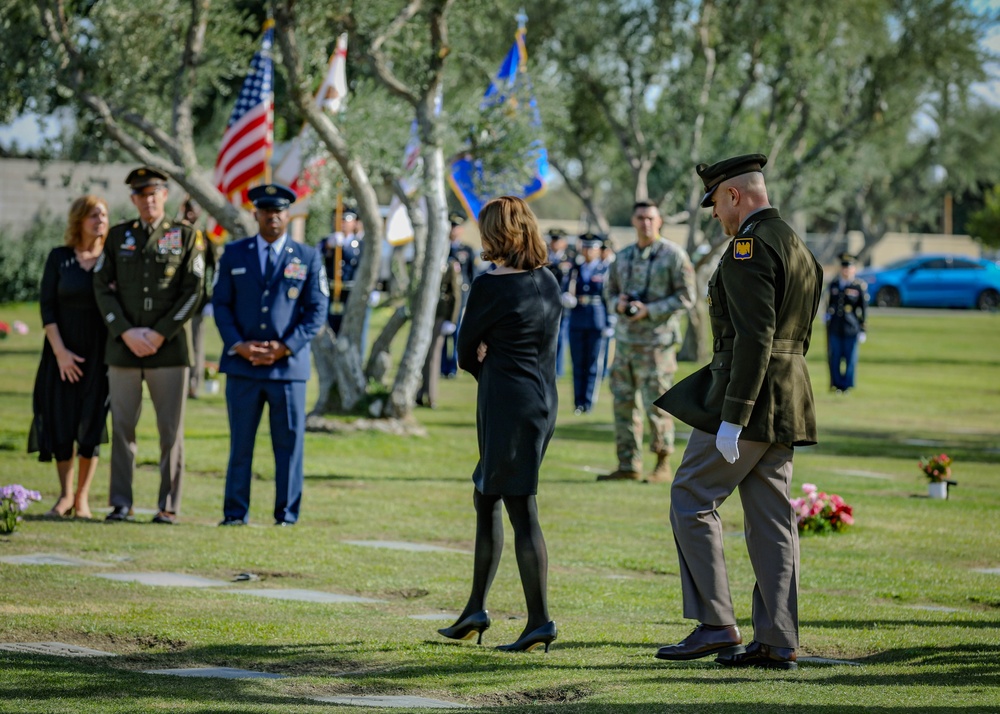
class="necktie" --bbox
[264,247,276,282]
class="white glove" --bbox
[368,290,381,306]
[440,320,457,336]
[716,421,743,464]
[601,326,615,338]
[560,292,578,309]
[857,331,867,344]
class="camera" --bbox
[624,293,643,317]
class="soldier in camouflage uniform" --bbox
[599,200,695,483]
[93,167,205,524]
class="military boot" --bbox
[645,453,672,483]
[597,469,642,482]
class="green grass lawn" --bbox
[1,302,998,713]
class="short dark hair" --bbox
[632,200,659,214]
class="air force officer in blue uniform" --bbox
[213,185,329,526]
[563,234,612,414]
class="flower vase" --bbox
[928,481,948,500]
[204,379,220,395]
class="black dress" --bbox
[457,268,562,496]
[28,246,110,462]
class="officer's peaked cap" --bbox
[248,184,296,210]
[696,153,767,208]
[126,167,169,191]
[839,252,856,267]
[579,233,605,248]
[449,211,466,227]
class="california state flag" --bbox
[274,33,348,197]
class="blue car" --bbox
[856,254,1000,310]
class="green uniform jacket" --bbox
[655,208,823,446]
[93,218,205,368]
[603,238,696,347]
[436,258,463,323]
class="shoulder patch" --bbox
[733,237,753,260]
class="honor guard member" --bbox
[825,253,868,393]
[545,228,576,379]
[418,255,463,408]
[562,234,612,414]
[320,207,364,333]
[213,184,328,526]
[442,212,474,377]
[599,201,696,484]
[93,167,205,524]
[653,154,823,670]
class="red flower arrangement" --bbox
[918,453,953,483]
[790,483,854,534]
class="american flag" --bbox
[213,19,274,202]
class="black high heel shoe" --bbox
[437,610,491,645]
[496,620,557,653]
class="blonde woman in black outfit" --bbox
[437,196,562,653]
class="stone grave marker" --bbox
[343,540,471,555]
[223,588,384,604]
[0,553,106,567]
[311,695,469,708]
[0,642,117,657]
[145,667,285,679]
[94,573,231,587]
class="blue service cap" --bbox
[248,184,296,210]
[579,233,605,249]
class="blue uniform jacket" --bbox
[212,236,329,382]
[567,260,610,330]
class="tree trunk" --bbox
[365,305,410,384]
[386,120,450,419]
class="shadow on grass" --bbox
[4,641,999,712]
[812,428,1000,463]
[804,618,1000,630]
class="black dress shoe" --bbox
[105,506,135,523]
[655,624,743,661]
[438,610,491,645]
[151,511,177,525]
[219,517,246,526]
[496,620,557,653]
[716,640,798,670]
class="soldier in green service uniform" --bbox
[93,167,205,525]
[653,154,823,671]
[598,200,695,484]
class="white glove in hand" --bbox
[560,292,578,309]
[857,331,867,345]
[440,320,457,336]
[601,326,615,338]
[368,290,381,306]
[716,421,743,464]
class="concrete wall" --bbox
[0,158,141,232]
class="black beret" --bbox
[696,153,767,208]
[449,211,466,227]
[248,184,296,210]
[125,167,169,191]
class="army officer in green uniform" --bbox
[653,155,823,670]
[93,167,205,524]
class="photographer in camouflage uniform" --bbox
[599,201,695,484]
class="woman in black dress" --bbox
[438,196,562,652]
[29,195,110,519]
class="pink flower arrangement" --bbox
[1,484,42,534]
[918,453,952,483]
[0,321,9,339]
[790,483,854,534]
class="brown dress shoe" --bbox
[716,640,797,670]
[596,469,642,482]
[655,624,744,661]
[644,453,672,483]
